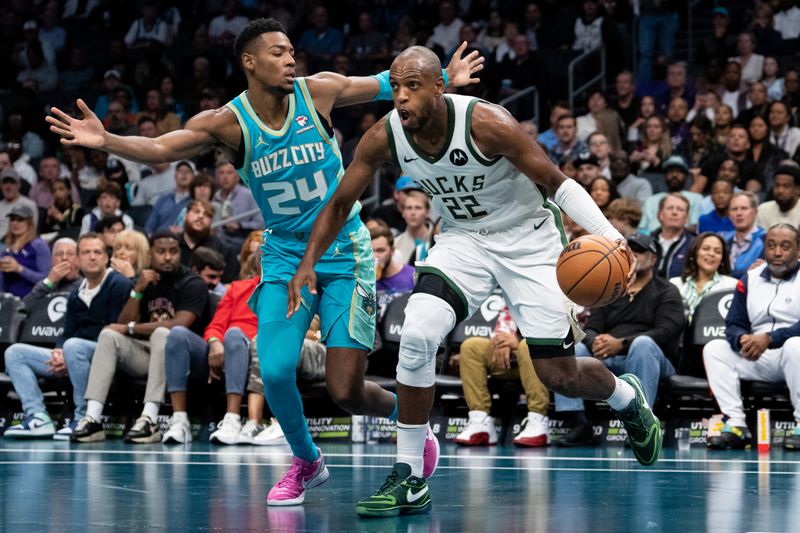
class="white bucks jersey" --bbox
[386,94,553,231]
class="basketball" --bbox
[556,235,630,307]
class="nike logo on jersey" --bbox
[404,156,418,162]
[250,142,325,178]
[562,340,574,350]
[533,216,549,230]
[406,485,429,503]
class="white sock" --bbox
[86,400,104,422]
[142,402,160,421]
[396,422,427,477]
[224,412,241,423]
[606,377,636,412]
[172,411,188,423]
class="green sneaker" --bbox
[615,374,663,466]
[355,463,432,518]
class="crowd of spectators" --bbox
[1,0,800,448]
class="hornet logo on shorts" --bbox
[356,283,376,316]
[295,115,309,127]
[449,149,468,166]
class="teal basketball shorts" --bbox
[248,217,377,351]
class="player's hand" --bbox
[493,346,512,370]
[287,261,317,318]
[47,99,107,149]
[48,260,72,283]
[47,348,67,375]
[0,257,22,273]
[445,41,484,87]
[208,341,225,383]
[615,239,637,290]
[493,332,519,351]
[110,257,136,278]
[134,269,159,292]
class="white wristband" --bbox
[553,179,623,241]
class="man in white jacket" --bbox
[704,224,800,450]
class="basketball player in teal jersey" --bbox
[47,18,483,506]
[288,46,662,517]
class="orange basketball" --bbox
[556,235,630,307]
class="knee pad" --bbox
[397,293,457,388]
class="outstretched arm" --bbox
[286,119,392,316]
[47,99,239,165]
[306,41,484,111]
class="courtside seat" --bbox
[742,380,789,397]
[0,371,11,395]
[0,293,25,367]
[668,374,710,395]
[675,290,735,378]
[434,374,463,393]
[17,292,71,348]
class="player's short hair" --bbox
[768,223,800,245]
[136,115,156,129]
[149,229,179,247]
[97,181,123,201]
[658,192,690,213]
[605,198,642,228]
[190,246,225,273]
[405,189,430,210]
[187,199,215,218]
[731,190,759,209]
[369,224,394,248]
[233,18,288,62]
[556,115,576,127]
[190,172,215,198]
[77,232,106,251]
[95,215,124,233]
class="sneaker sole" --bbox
[513,435,549,447]
[210,435,239,445]
[252,437,289,446]
[53,433,71,441]
[126,432,162,444]
[455,432,497,446]
[72,431,106,443]
[356,499,432,518]
[423,427,440,479]
[4,428,56,439]
[162,434,192,444]
[267,466,329,506]
[619,374,663,466]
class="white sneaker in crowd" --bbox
[209,413,243,445]
[253,419,288,446]
[455,410,498,446]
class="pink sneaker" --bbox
[422,424,440,479]
[267,448,329,506]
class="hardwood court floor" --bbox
[0,440,796,532]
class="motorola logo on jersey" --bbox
[450,149,468,166]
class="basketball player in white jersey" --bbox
[288,47,663,517]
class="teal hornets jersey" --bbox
[225,79,359,233]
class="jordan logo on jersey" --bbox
[250,141,326,178]
[331,243,345,258]
[255,133,269,148]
